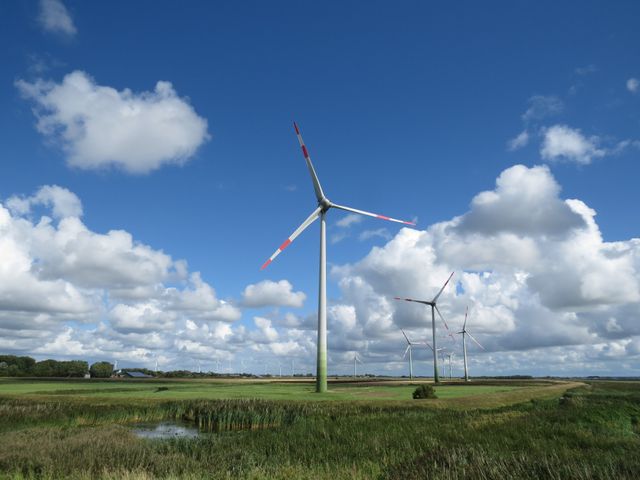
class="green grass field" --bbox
[0,378,638,479]
[0,377,525,402]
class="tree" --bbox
[89,362,114,378]
[32,359,88,377]
[0,356,35,376]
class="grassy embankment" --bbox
[0,379,637,479]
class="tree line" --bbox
[0,355,114,378]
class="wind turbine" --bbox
[401,329,431,379]
[353,352,363,378]
[457,306,485,382]
[154,357,158,375]
[395,272,455,383]
[446,352,454,380]
[261,123,415,393]
[113,360,118,374]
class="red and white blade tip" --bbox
[293,122,300,134]
[260,238,293,270]
[377,214,415,226]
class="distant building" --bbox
[121,370,153,378]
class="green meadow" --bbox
[0,377,524,402]
[0,378,638,479]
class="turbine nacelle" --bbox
[319,197,332,210]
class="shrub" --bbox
[413,385,437,399]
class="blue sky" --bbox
[0,1,639,376]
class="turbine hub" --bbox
[319,197,332,211]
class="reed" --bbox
[0,381,638,479]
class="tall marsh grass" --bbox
[0,381,638,479]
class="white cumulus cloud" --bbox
[541,124,605,165]
[7,185,82,219]
[241,280,306,308]
[16,71,209,174]
[627,78,639,93]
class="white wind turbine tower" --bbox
[457,306,485,382]
[446,352,454,380]
[395,272,455,383]
[353,352,363,378]
[261,122,415,393]
[437,348,446,379]
[401,329,431,379]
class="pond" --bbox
[131,421,200,440]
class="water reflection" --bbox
[132,422,199,439]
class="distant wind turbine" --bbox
[261,123,415,393]
[353,352,363,378]
[446,352,454,379]
[457,306,485,382]
[401,329,431,379]
[395,272,455,383]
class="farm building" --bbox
[120,371,153,378]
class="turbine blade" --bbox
[394,297,430,305]
[467,331,485,350]
[432,271,455,303]
[261,206,322,269]
[434,305,452,333]
[401,329,411,344]
[419,341,434,352]
[463,306,468,331]
[402,345,410,360]
[293,122,325,202]
[332,203,415,226]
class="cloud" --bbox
[507,130,529,151]
[540,124,605,165]
[575,64,597,76]
[7,185,82,219]
[241,280,306,308]
[359,228,392,241]
[627,78,639,93]
[16,71,209,174]
[522,95,564,122]
[38,0,76,37]
[2,167,639,376]
[252,317,279,343]
[336,213,363,228]
[0,185,240,362]
[329,164,640,372]
[330,231,350,245]
[455,165,585,237]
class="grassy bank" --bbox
[0,380,637,479]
